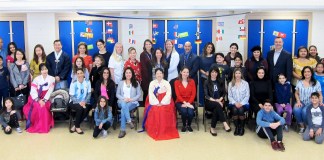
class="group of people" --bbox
[0,36,323,150]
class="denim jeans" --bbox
[118,101,138,131]
[293,102,307,124]
[55,80,68,90]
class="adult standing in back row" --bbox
[46,40,71,90]
[177,41,199,86]
[140,39,154,103]
[267,37,293,84]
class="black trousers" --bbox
[2,113,19,134]
[205,100,226,128]
[176,102,195,127]
[93,122,111,138]
[257,125,283,142]
[69,103,91,128]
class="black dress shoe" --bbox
[239,127,245,136]
[70,129,75,133]
[187,126,193,132]
[225,127,232,132]
[181,126,187,132]
[210,129,217,136]
[234,127,239,136]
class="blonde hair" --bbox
[111,42,124,62]
[230,68,244,87]
[164,39,178,55]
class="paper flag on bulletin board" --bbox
[216,36,223,41]
[172,39,177,45]
[173,24,178,30]
[178,44,183,48]
[85,20,92,25]
[106,21,113,27]
[86,28,92,33]
[195,39,202,44]
[178,32,189,38]
[129,24,133,29]
[153,24,158,29]
[80,32,93,39]
[273,31,287,38]
[106,29,113,34]
[152,38,156,44]
[107,37,115,44]
[87,44,94,50]
[153,31,159,36]
[129,30,134,35]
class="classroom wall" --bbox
[311,11,324,57]
[26,13,55,60]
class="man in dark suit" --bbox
[267,37,293,84]
[177,41,200,85]
[46,39,71,90]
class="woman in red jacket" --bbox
[174,67,196,132]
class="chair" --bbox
[113,103,140,130]
[202,100,229,132]
[176,101,200,131]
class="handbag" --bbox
[12,92,27,110]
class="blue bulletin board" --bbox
[295,20,309,56]
[73,20,103,57]
[263,20,293,57]
[0,21,11,52]
[247,20,261,58]
[12,21,25,51]
[199,20,213,54]
[152,20,166,50]
[167,20,197,54]
[59,21,73,59]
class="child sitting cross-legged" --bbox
[256,99,285,151]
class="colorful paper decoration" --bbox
[178,32,189,38]
[87,44,94,50]
[172,39,177,45]
[86,28,92,33]
[173,24,178,30]
[218,22,224,26]
[129,39,136,44]
[152,38,156,44]
[273,31,287,38]
[240,27,246,31]
[173,32,177,37]
[129,30,134,35]
[129,24,133,29]
[107,37,115,44]
[106,29,113,34]
[217,29,224,34]
[85,20,92,25]
[80,32,93,39]
[153,24,158,29]
[178,44,183,48]
[106,21,113,27]
[238,19,245,24]
[153,31,159,36]
[195,39,202,44]
[238,35,247,40]
[216,36,223,41]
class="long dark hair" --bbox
[207,66,222,86]
[33,44,46,64]
[73,57,86,74]
[152,48,168,68]
[122,67,138,88]
[14,49,27,61]
[100,67,112,85]
[301,66,317,86]
[202,42,215,57]
[96,96,109,118]
[1,97,15,115]
[143,39,154,54]
[7,42,17,56]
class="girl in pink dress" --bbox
[23,63,55,133]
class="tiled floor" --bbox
[1,107,324,160]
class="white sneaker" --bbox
[298,128,305,134]
[102,130,108,138]
[16,127,22,133]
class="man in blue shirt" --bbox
[0,37,7,67]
